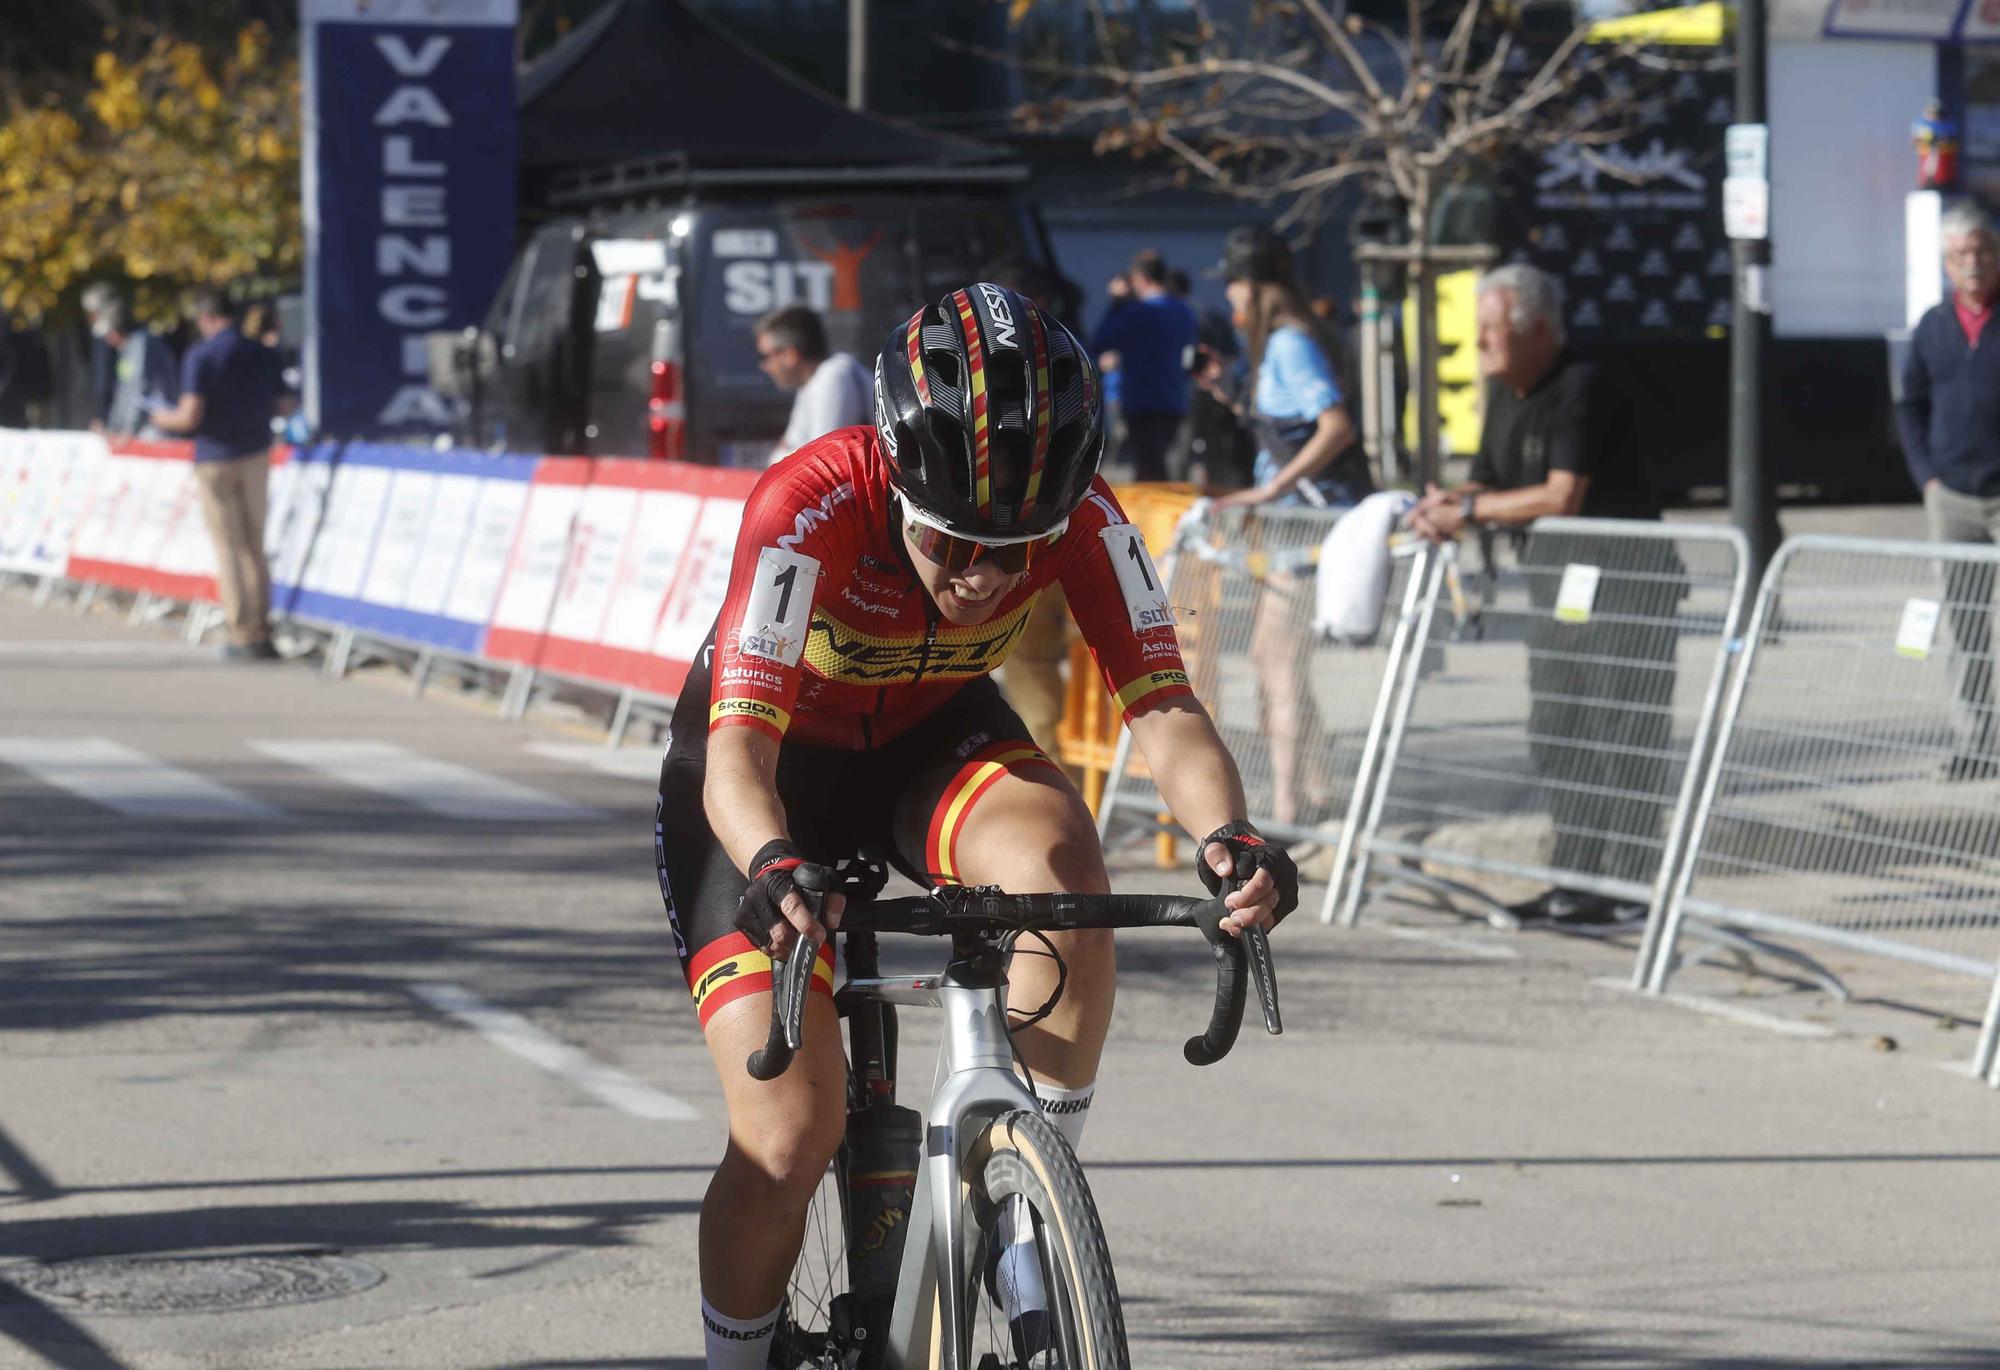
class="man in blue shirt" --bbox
[150,289,285,660]
[1091,251,1200,482]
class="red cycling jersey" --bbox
[708,427,1193,749]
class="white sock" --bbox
[701,1296,780,1369]
[1037,1079,1094,1154]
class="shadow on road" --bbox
[0,1195,695,1265]
[1128,1291,2000,1367]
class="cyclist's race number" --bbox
[1100,524,1174,633]
[739,547,819,665]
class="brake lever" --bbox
[1183,896,1246,1067]
[1241,924,1282,1036]
[745,875,832,1082]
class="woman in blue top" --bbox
[1212,228,1373,829]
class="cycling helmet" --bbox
[873,283,1103,539]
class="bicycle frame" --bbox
[840,936,1040,1368]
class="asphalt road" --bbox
[3,585,1999,1369]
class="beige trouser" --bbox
[997,588,1072,758]
[1925,482,2000,752]
[194,450,273,645]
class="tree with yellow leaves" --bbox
[0,23,299,326]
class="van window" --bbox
[510,228,580,364]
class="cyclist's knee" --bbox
[722,1101,844,1207]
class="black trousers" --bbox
[1521,538,1684,887]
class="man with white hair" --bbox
[1413,263,1673,924]
[1896,201,2000,781]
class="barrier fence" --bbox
[0,429,758,730]
[1094,503,1437,923]
[1645,535,2000,1083]
[1337,520,1753,978]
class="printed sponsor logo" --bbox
[806,611,1029,684]
[712,697,784,727]
[955,731,995,760]
[841,586,900,618]
[694,959,742,1002]
[739,629,792,662]
[702,1311,776,1341]
[776,482,855,553]
[719,661,788,692]
[977,282,1017,350]
[1136,605,1173,630]
[854,1202,908,1259]
[1140,635,1180,662]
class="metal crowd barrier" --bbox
[1094,504,1437,923]
[1644,535,2000,1084]
[1338,519,1753,969]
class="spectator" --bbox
[79,281,124,431]
[0,310,47,429]
[1208,226,1369,831]
[1090,250,1200,482]
[1412,264,1675,923]
[91,293,180,439]
[147,289,284,661]
[1898,201,2000,781]
[757,305,872,465]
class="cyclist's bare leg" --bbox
[698,989,848,1318]
[897,763,1113,1089]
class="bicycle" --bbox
[747,866,1283,1369]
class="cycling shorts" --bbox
[655,634,1063,1028]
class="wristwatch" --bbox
[1459,493,1478,524]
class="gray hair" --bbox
[79,281,124,323]
[1941,202,1997,249]
[1477,263,1566,345]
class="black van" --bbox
[451,195,1040,463]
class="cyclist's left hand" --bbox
[1197,821,1300,934]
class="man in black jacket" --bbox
[1413,265,1677,924]
[1897,201,2000,780]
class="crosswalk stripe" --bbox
[253,740,604,822]
[0,737,285,821]
[524,742,664,780]
[0,641,191,658]
[412,983,698,1122]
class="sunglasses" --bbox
[901,501,1066,575]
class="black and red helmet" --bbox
[873,283,1104,540]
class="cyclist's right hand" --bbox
[735,839,845,959]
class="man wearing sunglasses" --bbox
[656,281,1299,1367]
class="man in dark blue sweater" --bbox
[1897,201,2000,780]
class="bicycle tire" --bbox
[767,1155,851,1369]
[958,1110,1129,1370]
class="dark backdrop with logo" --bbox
[1501,54,1907,503]
[304,0,517,440]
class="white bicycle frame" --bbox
[841,966,1047,1368]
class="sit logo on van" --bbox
[717,226,882,317]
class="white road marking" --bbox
[525,741,664,780]
[1592,978,1839,1038]
[0,737,285,820]
[1376,923,1522,960]
[253,740,604,821]
[0,640,191,657]
[411,983,698,1122]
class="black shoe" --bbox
[1505,890,1560,923]
[216,641,280,662]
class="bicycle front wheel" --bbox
[959,1110,1128,1370]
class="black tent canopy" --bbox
[518,0,1017,203]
